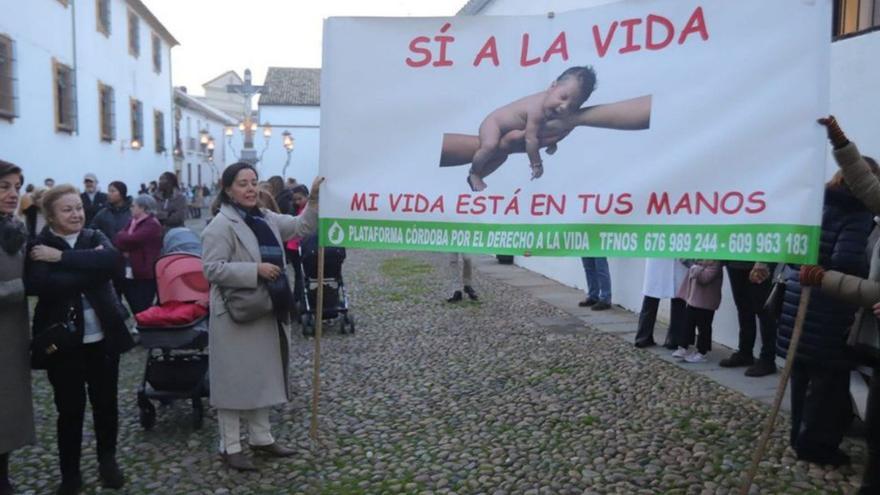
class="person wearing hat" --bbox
[81,173,108,226]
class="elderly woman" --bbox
[112,195,162,314]
[0,160,35,495]
[26,185,135,494]
[201,162,322,471]
[154,172,187,229]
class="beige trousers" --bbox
[217,407,275,454]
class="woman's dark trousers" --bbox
[122,278,157,314]
[789,360,851,456]
[635,296,686,346]
[46,343,120,483]
[727,265,777,362]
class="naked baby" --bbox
[467,65,597,192]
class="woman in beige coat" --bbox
[0,160,35,495]
[202,162,321,471]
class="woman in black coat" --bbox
[26,185,135,495]
[90,181,131,241]
[776,172,875,466]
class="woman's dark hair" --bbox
[159,171,179,191]
[108,180,128,199]
[0,159,23,184]
[212,162,258,215]
[291,184,309,197]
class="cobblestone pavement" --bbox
[10,250,868,494]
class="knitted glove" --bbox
[799,265,825,286]
[817,116,849,149]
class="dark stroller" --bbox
[135,253,210,430]
[297,235,354,336]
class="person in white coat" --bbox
[201,162,322,472]
[634,258,688,348]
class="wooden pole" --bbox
[739,287,812,495]
[309,246,325,441]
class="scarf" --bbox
[0,213,27,255]
[236,206,292,321]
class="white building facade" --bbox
[256,67,321,184]
[173,87,236,188]
[0,0,177,190]
[460,0,880,349]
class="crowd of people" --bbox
[0,117,878,494]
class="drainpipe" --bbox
[70,0,79,135]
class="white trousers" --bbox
[448,253,473,287]
[217,407,275,454]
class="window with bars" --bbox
[154,110,165,153]
[96,0,111,36]
[130,98,143,148]
[128,11,140,57]
[834,0,880,37]
[0,34,16,120]
[152,34,161,73]
[98,83,115,142]
[53,60,77,133]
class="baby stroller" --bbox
[297,235,355,336]
[135,253,210,430]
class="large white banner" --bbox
[319,0,831,263]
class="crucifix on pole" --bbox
[227,68,264,165]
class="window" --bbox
[98,82,115,142]
[130,98,143,148]
[834,0,880,37]
[53,59,76,132]
[128,11,139,57]
[154,110,165,152]
[96,0,111,36]
[152,34,161,73]
[0,34,16,120]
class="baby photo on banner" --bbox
[319,0,831,263]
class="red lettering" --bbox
[530,194,547,216]
[695,191,719,214]
[471,195,487,215]
[615,193,634,215]
[721,192,744,214]
[406,36,432,67]
[429,196,444,213]
[542,32,569,63]
[618,18,643,54]
[746,191,766,214]
[647,192,671,215]
[646,14,675,50]
[546,194,566,215]
[672,194,692,215]
[433,23,455,67]
[473,36,500,67]
[389,194,404,212]
[520,33,541,67]
[350,193,371,212]
[578,193,596,213]
[595,194,613,215]
[592,22,618,58]
[678,6,709,45]
[456,195,471,215]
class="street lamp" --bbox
[199,128,210,145]
[281,130,295,178]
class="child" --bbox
[467,65,597,192]
[672,260,724,363]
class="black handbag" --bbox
[31,305,79,365]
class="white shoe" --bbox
[684,352,708,363]
[671,347,690,359]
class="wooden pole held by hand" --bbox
[739,286,812,495]
[309,246,325,441]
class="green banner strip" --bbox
[319,218,820,263]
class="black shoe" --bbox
[744,359,777,377]
[220,452,258,472]
[634,339,657,348]
[845,415,868,439]
[252,442,296,458]
[55,476,83,495]
[99,458,125,489]
[578,298,598,307]
[591,301,611,311]
[796,447,851,467]
[663,342,678,350]
[463,285,479,301]
[719,352,754,368]
[447,291,463,303]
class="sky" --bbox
[142,0,466,95]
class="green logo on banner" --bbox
[328,221,345,245]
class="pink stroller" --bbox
[135,253,210,430]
